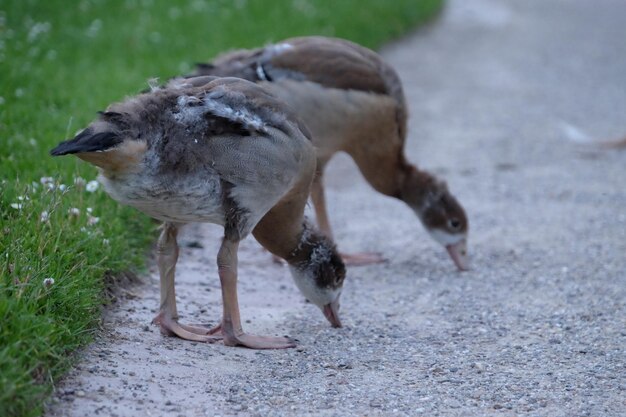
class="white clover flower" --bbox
[10,203,23,210]
[58,184,67,192]
[87,215,99,226]
[43,277,55,288]
[86,180,99,192]
[40,211,49,222]
[27,21,51,43]
[86,207,93,214]
[74,177,86,188]
[40,176,54,184]
[68,207,80,217]
[86,19,102,38]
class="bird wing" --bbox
[160,78,311,184]
[193,36,407,139]
[195,77,312,141]
[196,37,395,97]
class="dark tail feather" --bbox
[194,62,216,74]
[50,130,122,156]
[195,62,215,71]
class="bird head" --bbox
[287,226,346,328]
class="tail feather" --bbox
[50,129,122,156]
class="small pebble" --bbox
[446,399,462,408]
[369,400,382,408]
[473,362,485,373]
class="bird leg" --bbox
[217,237,296,349]
[152,222,222,342]
[339,252,386,266]
[311,170,333,239]
[311,171,386,266]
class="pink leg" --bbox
[152,222,222,343]
[311,169,386,266]
[217,237,295,349]
[340,252,386,266]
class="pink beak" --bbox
[446,239,469,271]
[323,299,342,328]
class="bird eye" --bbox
[334,274,343,286]
[448,218,461,230]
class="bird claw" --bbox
[152,312,222,343]
[223,332,296,349]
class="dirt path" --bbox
[46,0,626,416]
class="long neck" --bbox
[252,204,306,263]
[252,185,339,271]
[251,151,316,261]
[398,164,440,217]
[282,222,334,266]
[271,80,413,201]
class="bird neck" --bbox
[398,164,440,219]
[283,223,334,267]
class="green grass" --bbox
[0,0,442,415]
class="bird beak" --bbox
[323,299,342,328]
[446,239,469,271]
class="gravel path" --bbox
[46,0,626,416]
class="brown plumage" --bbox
[189,36,469,270]
[51,77,345,349]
